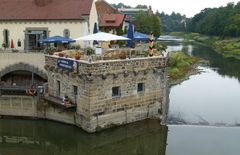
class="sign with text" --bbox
[57,59,75,71]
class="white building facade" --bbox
[0,0,98,51]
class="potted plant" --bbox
[75,52,81,60]
[86,47,95,56]
[58,52,64,57]
[75,44,81,50]
[86,47,95,62]
[47,46,56,55]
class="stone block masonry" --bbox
[45,54,169,132]
[0,95,37,117]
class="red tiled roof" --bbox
[0,0,93,20]
[100,14,125,27]
[95,0,119,15]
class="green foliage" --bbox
[134,11,161,36]
[117,40,126,48]
[75,44,81,50]
[47,46,56,51]
[86,47,95,56]
[214,38,240,59]
[135,5,148,9]
[111,3,131,8]
[187,2,240,37]
[168,52,197,80]
[116,27,124,36]
[158,12,187,32]
[155,41,167,52]
[70,44,81,50]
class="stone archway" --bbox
[0,63,47,95]
[0,62,47,80]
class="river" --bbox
[1,37,240,155]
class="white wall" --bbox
[89,1,99,35]
[0,1,99,50]
[0,20,85,50]
[88,0,99,47]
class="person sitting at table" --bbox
[63,95,71,105]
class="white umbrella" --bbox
[75,32,130,41]
[83,22,89,48]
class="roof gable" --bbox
[95,0,119,15]
[100,14,125,27]
[0,0,93,20]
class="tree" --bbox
[111,3,131,8]
[135,11,162,36]
[187,2,240,37]
[158,11,187,32]
[135,5,148,9]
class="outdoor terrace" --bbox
[44,48,169,77]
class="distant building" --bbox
[118,6,154,30]
[0,0,98,51]
[95,0,125,34]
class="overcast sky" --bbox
[105,0,239,17]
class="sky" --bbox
[106,0,239,17]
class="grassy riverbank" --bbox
[182,33,240,60]
[168,52,199,86]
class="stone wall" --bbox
[0,52,46,74]
[0,95,75,125]
[0,95,37,117]
[44,105,75,125]
[45,54,169,132]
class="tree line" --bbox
[112,1,240,37]
[112,3,161,36]
[157,12,187,32]
[134,11,161,36]
[111,3,187,35]
[187,2,240,37]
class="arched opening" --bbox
[0,70,47,95]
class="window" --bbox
[73,85,78,104]
[17,39,21,47]
[112,86,121,98]
[63,29,70,38]
[137,83,145,92]
[3,29,9,48]
[57,80,60,96]
[73,85,78,95]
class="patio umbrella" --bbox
[83,21,90,48]
[93,22,98,45]
[39,36,76,44]
[10,39,14,48]
[127,23,134,48]
[75,32,130,41]
[123,31,150,41]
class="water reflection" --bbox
[165,37,240,125]
[169,67,240,125]
[163,35,240,82]
[191,43,240,82]
[0,119,168,155]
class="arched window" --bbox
[3,29,9,48]
[63,29,70,38]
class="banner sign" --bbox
[57,59,74,71]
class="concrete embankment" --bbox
[0,95,75,125]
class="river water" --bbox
[1,37,240,155]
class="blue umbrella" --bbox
[39,36,75,44]
[127,23,134,48]
[93,22,98,45]
[123,31,150,41]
